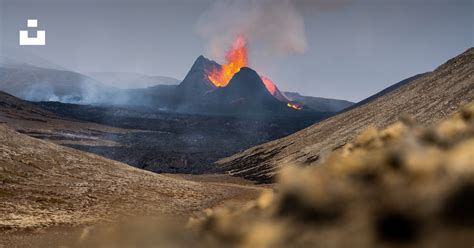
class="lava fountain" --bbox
[207,35,279,96]
[207,35,248,87]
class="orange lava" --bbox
[207,34,300,111]
[287,103,302,110]
[207,35,248,87]
[260,76,277,96]
[207,35,278,96]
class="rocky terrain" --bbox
[218,48,474,183]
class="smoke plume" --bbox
[196,0,308,59]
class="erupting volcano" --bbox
[207,35,281,98]
[175,35,307,115]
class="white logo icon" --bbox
[19,19,46,46]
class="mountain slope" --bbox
[217,47,474,183]
[341,73,428,112]
[0,91,56,120]
[0,90,133,148]
[173,56,220,109]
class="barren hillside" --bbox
[0,90,132,148]
[0,125,262,231]
[217,48,474,183]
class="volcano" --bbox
[173,59,303,116]
[172,36,305,116]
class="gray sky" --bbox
[0,0,472,102]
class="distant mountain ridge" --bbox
[86,71,180,89]
[0,48,66,71]
[0,63,109,103]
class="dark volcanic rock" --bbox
[205,67,296,116]
[173,56,220,109]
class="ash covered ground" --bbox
[31,101,328,174]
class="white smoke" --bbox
[196,0,308,59]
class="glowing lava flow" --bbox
[287,103,302,110]
[207,35,280,95]
[260,76,277,95]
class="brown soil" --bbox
[0,125,265,247]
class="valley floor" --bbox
[0,174,267,248]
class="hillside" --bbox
[0,64,108,103]
[0,91,56,120]
[217,47,474,183]
[0,91,132,148]
[341,73,428,113]
[0,124,263,231]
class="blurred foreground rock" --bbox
[194,103,474,248]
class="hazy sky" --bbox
[0,0,472,102]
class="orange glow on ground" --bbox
[287,103,302,110]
